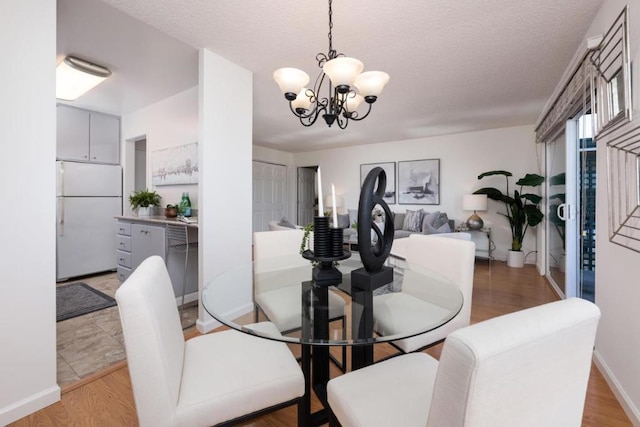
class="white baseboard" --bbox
[593,350,640,426]
[174,291,198,307]
[196,302,253,334]
[0,385,60,425]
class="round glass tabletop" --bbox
[202,253,463,346]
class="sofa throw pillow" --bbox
[403,209,424,232]
[421,211,440,234]
[277,217,296,229]
[337,214,350,229]
[425,222,451,234]
[432,212,449,229]
[393,213,405,231]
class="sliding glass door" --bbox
[545,113,596,301]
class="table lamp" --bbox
[463,194,488,230]
[324,194,344,225]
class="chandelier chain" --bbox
[328,0,333,53]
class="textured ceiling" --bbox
[60,0,604,152]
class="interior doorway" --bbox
[134,139,146,191]
[297,166,317,227]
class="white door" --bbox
[252,161,287,232]
[297,167,316,226]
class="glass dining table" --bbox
[202,253,463,426]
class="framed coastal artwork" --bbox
[151,142,199,186]
[360,162,396,204]
[398,159,440,205]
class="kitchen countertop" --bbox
[115,215,199,228]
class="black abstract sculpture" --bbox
[358,167,395,272]
[352,167,395,370]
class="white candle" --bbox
[317,167,323,216]
[332,183,338,227]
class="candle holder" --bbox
[301,216,351,275]
[313,216,331,258]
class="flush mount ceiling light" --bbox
[273,0,389,129]
[56,55,111,101]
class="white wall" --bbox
[121,87,199,214]
[292,125,542,262]
[0,1,60,424]
[576,2,640,423]
[198,49,253,333]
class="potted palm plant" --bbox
[129,189,161,216]
[474,170,544,267]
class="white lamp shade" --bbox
[324,194,344,208]
[291,88,313,110]
[354,71,390,97]
[344,93,364,112]
[322,57,364,87]
[463,194,488,211]
[273,68,310,95]
[56,56,110,101]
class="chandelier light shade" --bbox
[273,68,310,100]
[273,0,389,129]
[56,55,111,101]
[322,57,364,91]
[354,71,391,99]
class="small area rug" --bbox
[56,282,117,322]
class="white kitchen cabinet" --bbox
[116,220,133,281]
[57,105,90,161]
[57,105,120,164]
[116,218,198,303]
[131,223,166,269]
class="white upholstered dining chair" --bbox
[116,256,305,427]
[253,229,348,370]
[375,233,476,353]
[328,298,601,427]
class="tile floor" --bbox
[56,272,198,387]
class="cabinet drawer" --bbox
[116,235,131,252]
[116,222,131,236]
[117,266,132,282]
[116,250,132,268]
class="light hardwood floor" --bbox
[13,261,632,426]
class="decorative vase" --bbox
[137,206,152,217]
[507,250,524,268]
[164,206,178,218]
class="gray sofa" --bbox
[342,209,455,242]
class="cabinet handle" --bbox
[119,258,125,262]
[83,155,88,158]
[119,242,124,246]
[92,156,97,160]
[119,228,125,232]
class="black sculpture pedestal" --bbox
[350,266,394,370]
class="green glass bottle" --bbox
[183,192,192,217]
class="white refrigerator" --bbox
[56,161,122,281]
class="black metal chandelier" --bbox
[273,0,389,129]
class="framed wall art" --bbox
[398,159,440,205]
[151,142,199,186]
[360,162,396,204]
